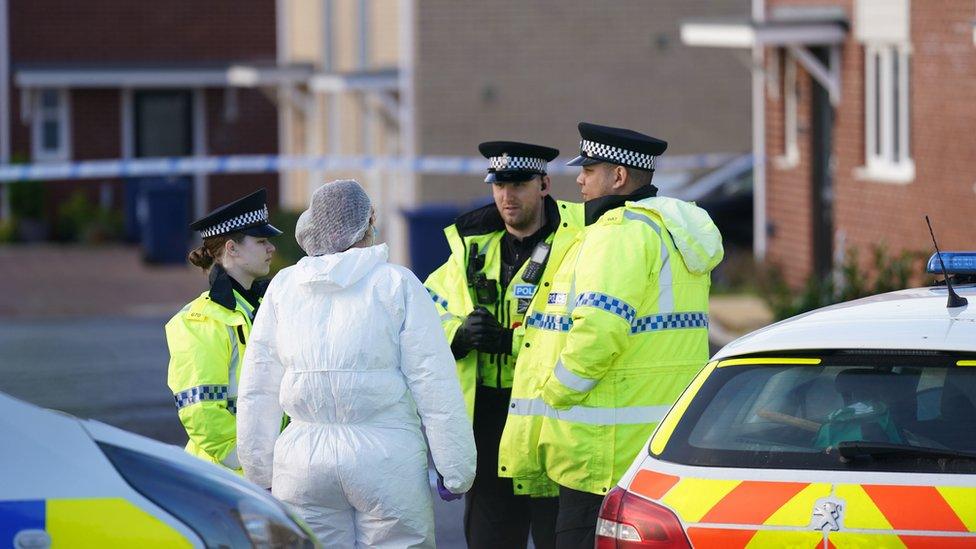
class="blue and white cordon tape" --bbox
[0,153,739,183]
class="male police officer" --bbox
[502,123,723,548]
[425,141,583,549]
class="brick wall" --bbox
[415,0,752,205]
[9,0,275,63]
[205,88,279,209]
[39,90,126,227]
[6,0,280,235]
[766,47,818,287]
[765,0,976,287]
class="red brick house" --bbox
[684,0,976,286]
[1,0,294,238]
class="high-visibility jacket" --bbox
[165,284,258,472]
[503,196,723,496]
[426,198,584,497]
[424,198,584,422]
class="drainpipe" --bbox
[394,0,416,267]
[275,0,291,209]
[1,0,10,222]
[752,0,767,260]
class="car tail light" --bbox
[596,486,690,548]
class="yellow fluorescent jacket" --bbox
[425,199,584,496]
[165,289,256,472]
[500,195,724,496]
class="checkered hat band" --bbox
[488,156,548,173]
[579,139,657,170]
[200,206,269,238]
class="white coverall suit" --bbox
[237,244,477,547]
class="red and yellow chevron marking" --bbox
[861,485,968,532]
[627,471,976,549]
[698,480,809,525]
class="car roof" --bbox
[0,391,256,492]
[713,284,976,360]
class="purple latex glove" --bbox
[436,474,463,501]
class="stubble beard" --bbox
[504,206,541,233]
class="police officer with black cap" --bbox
[165,189,282,472]
[425,142,584,548]
[526,123,722,548]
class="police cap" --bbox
[189,188,282,238]
[479,141,559,184]
[567,122,668,171]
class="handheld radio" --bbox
[521,241,552,284]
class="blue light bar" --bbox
[926,252,976,275]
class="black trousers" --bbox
[553,485,605,549]
[464,386,558,549]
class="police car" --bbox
[598,253,976,548]
[0,392,318,548]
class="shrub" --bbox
[55,191,123,244]
[9,180,45,220]
[759,244,930,321]
[0,218,16,243]
[268,209,306,274]
[710,246,760,295]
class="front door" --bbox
[134,90,192,158]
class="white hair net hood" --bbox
[295,179,372,256]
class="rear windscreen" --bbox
[658,353,976,473]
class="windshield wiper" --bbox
[837,441,976,461]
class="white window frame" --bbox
[859,43,914,184]
[774,52,800,170]
[31,88,71,162]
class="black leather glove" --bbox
[466,307,513,355]
[451,314,479,359]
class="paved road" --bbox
[0,315,466,548]
[1,313,716,548]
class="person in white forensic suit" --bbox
[236,179,477,547]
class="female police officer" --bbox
[165,189,280,471]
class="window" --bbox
[32,89,71,162]
[863,44,913,182]
[658,353,976,474]
[774,53,799,169]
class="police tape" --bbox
[0,153,740,183]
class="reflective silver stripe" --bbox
[566,238,585,314]
[657,230,674,314]
[226,326,240,401]
[440,313,457,322]
[624,210,673,313]
[221,445,241,469]
[553,359,598,392]
[509,398,669,425]
[623,210,661,235]
[235,296,255,322]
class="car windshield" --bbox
[658,352,976,473]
